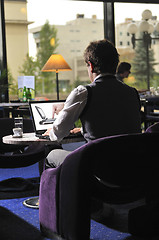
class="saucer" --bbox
[12,134,23,138]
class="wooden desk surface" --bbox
[3,132,85,145]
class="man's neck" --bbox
[92,73,98,82]
[94,73,115,82]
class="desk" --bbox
[3,132,85,145]
[3,132,85,208]
[3,133,38,145]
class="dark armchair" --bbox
[39,133,159,240]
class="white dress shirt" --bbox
[49,85,88,142]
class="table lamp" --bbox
[41,54,72,100]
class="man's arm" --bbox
[49,85,87,142]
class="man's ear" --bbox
[88,61,94,73]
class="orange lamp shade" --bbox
[41,54,72,72]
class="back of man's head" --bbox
[84,39,119,74]
[117,62,131,74]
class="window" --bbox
[77,59,85,67]
[2,0,104,100]
[2,1,159,101]
[115,2,159,90]
[77,70,88,77]
[152,39,156,45]
[26,0,104,99]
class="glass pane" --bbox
[115,3,159,95]
[4,0,104,101]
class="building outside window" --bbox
[3,0,104,100]
[29,11,104,96]
[115,3,159,90]
[3,0,31,99]
[3,0,159,101]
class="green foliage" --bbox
[132,33,158,89]
[74,76,90,88]
[37,20,59,69]
[19,54,38,76]
[75,119,82,128]
[19,20,59,95]
[0,69,10,91]
[151,74,159,88]
[8,67,18,95]
[0,69,14,101]
[74,77,83,88]
[37,20,59,94]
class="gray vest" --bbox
[80,75,141,142]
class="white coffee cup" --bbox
[13,128,23,138]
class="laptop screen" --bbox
[29,100,65,134]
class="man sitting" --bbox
[44,39,141,168]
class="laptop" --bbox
[29,100,65,139]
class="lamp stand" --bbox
[56,71,59,100]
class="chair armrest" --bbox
[39,166,62,236]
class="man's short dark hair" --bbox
[117,62,131,74]
[84,39,119,74]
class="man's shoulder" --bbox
[118,80,137,92]
[75,85,87,92]
[66,85,87,103]
[124,83,138,94]
[121,83,140,102]
[70,85,87,94]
